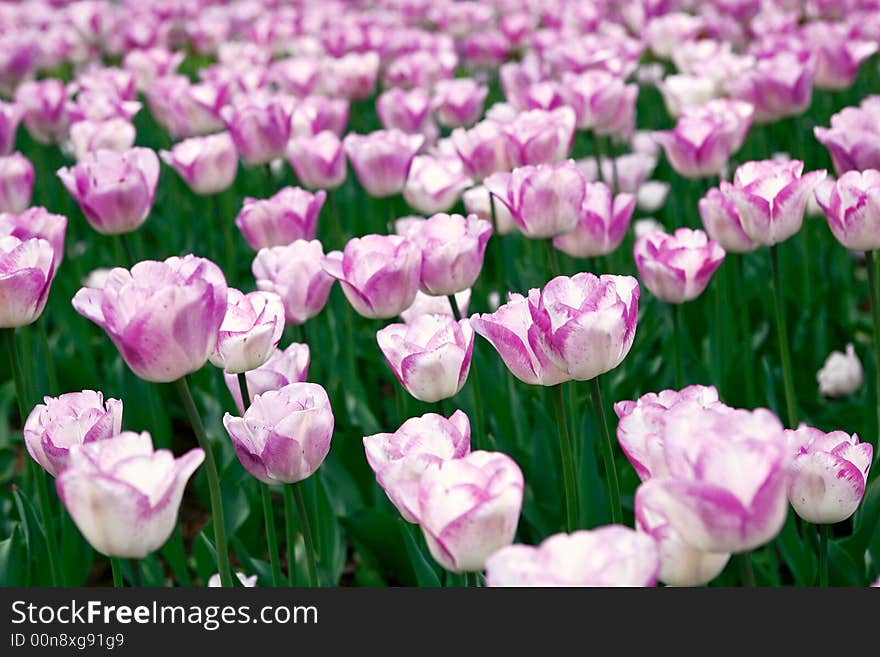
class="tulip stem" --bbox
[732,257,757,407]
[547,241,562,277]
[261,486,284,587]
[111,558,124,588]
[115,234,135,267]
[285,484,319,587]
[769,245,797,427]
[237,372,251,409]
[553,383,579,532]
[38,318,58,394]
[737,552,756,587]
[449,294,486,449]
[865,250,880,443]
[172,377,234,588]
[591,377,622,524]
[818,524,830,587]
[672,304,683,389]
[282,485,296,586]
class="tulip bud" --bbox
[236,187,326,250]
[14,78,70,145]
[462,184,518,235]
[68,118,137,162]
[220,92,294,165]
[72,255,227,382]
[0,153,34,213]
[252,240,335,325]
[224,342,310,415]
[209,289,285,375]
[786,425,872,524]
[431,78,488,128]
[159,132,238,196]
[222,382,334,485]
[501,107,575,167]
[322,234,421,319]
[634,228,725,304]
[553,182,635,258]
[451,120,511,182]
[402,156,472,215]
[815,98,880,175]
[58,147,160,235]
[208,572,257,587]
[486,526,661,587]
[0,101,21,156]
[343,129,424,198]
[0,235,55,328]
[814,170,880,251]
[400,289,471,324]
[417,451,524,573]
[363,410,471,522]
[698,187,759,254]
[286,130,347,190]
[56,432,204,558]
[291,95,349,138]
[728,50,814,124]
[560,71,638,137]
[817,343,863,398]
[0,207,67,273]
[377,87,434,136]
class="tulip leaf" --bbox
[0,525,25,587]
[828,540,863,586]
[159,525,192,587]
[399,521,442,587]
[340,509,424,586]
[774,513,815,586]
[839,475,880,563]
[59,511,93,586]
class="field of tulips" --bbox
[1,0,880,591]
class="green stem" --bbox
[553,383,578,532]
[448,294,485,450]
[712,267,724,394]
[286,484,319,586]
[172,377,234,587]
[591,376,622,524]
[237,372,251,409]
[672,304,683,389]
[737,552,756,587]
[865,250,880,444]
[261,486,284,587]
[116,233,135,267]
[111,558,124,588]
[282,484,296,586]
[218,192,236,276]
[769,245,797,427]
[38,318,57,394]
[818,524,830,587]
[733,256,757,407]
[592,132,605,183]
[547,241,562,277]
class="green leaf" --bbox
[399,521,441,587]
[840,476,880,561]
[774,513,815,586]
[0,525,25,586]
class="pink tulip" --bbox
[383,49,457,90]
[815,170,880,251]
[224,342,310,415]
[501,107,575,167]
[123,47,185,91]
[321,52,380,101]
[145,76,227,139]
[728,50,814,124]
[252,240,335,325]
[400,289,472,324]
[451,120,511,182]
[786,425,872,524]
[720,159,826,246]
[377,87,434,136]
[222,382,333,485]
[470,292,571,387]
[553,182,635,258]
[0,101,21,156]
[484,161,586,239]
[698,187,759,254]
[286,130,347,190]
[72,255,227,382]
[322,234,421,319]
[0,207,67,271]
[431,78,488,128]
[220,92,294,165]
[14,79,71,145]
[68,118,137,161]
[269,57,321,97]
[343,129,424,198]
[462,184,518,235]
[403,156,472,215]
[0,235,55,328]
[24,390,123,477]
[75,66,136,101]
[236,187,326,250]
[645,12,705,59]
[802,21,878,91]
[560,70,639,137]
[290,95,349,139]
[56,431,204,558]
[528,274,639,381]
[159,132,238,196]
[377,314,474,403]
[634,228,726,304]
[486,526,660,587]
[0,153,34,214]
[209,289,285,375]
[417,450,524,573]
[363,410,471,523]
[814,97,880,175]
[58,147,160,235]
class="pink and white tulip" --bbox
[224,343,310,415]
[403,156,472,215]
[0,153,34,214]
[553,182,635,258]
[209,289,285,375]
[286,131,347,190]
[634,228,726,304]
[252,240,335,325]
[236,187,326,251]
[343,130,424,198]
[814,170,880,251]
[0,235,56,328]
[698,187,759,254]
[159,132,238,196]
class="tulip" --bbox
[802,22,878,91]
[0,153,34,214]
[222,382,333,485]
[645,13,704,59]
[528,274,639,381]
[553,182,636,258]
[580,152,659,195]
[322,234,421,319]
[484,161,585,239]
[220,92,294,165]
[657,74,718,119]
[614,385,723,482]
[145,76,227,140]
[727,50,814,124]
[383,50,457,90]
[321,52,379,101]
[376,87,434,136]
[0,101,21,155]
[654,100,754,179]
[470,293,571,386]
[0,235,55,328]
[560,71,638,137]
[290,96,349,138]
[14,79,70,145]
[462,184,518,235]
[75,66,136,101]
[377,314,474,403]
[814,98,880,175]
[416,451,523,573]
[224,342,310,415]
[68,118,137,161]
[402,156,472,215]
[635,483,731,587]
[406,214,492,296]
[363,410,471,522]
[0,207,67,271]
[209,289,285,375]
[634,402,790,553]
[634,218,666,238]
[58,147,160,236]
[634,228,726,304]
[786,425,872,525]
[343,129,424,198]
[286,130,347,190]
[159,132,238,196]
[24,390,123,477]
[501,107,575,167]
[698,187,759,254]
[123,47,185,91]
[814,170,880,251]
[252,240,334,325]
[451,120,511,182]
[236,187,326,251]
[400,289,471,324]
[208,572,257,587]
[720,160,826,246]
[72,255,227,383]
[431,78,488,128]
[56,431,204,558]
[485,526,660,587]
[269,57,320,97]
[817,343,863,398]
[67,92,141,125]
